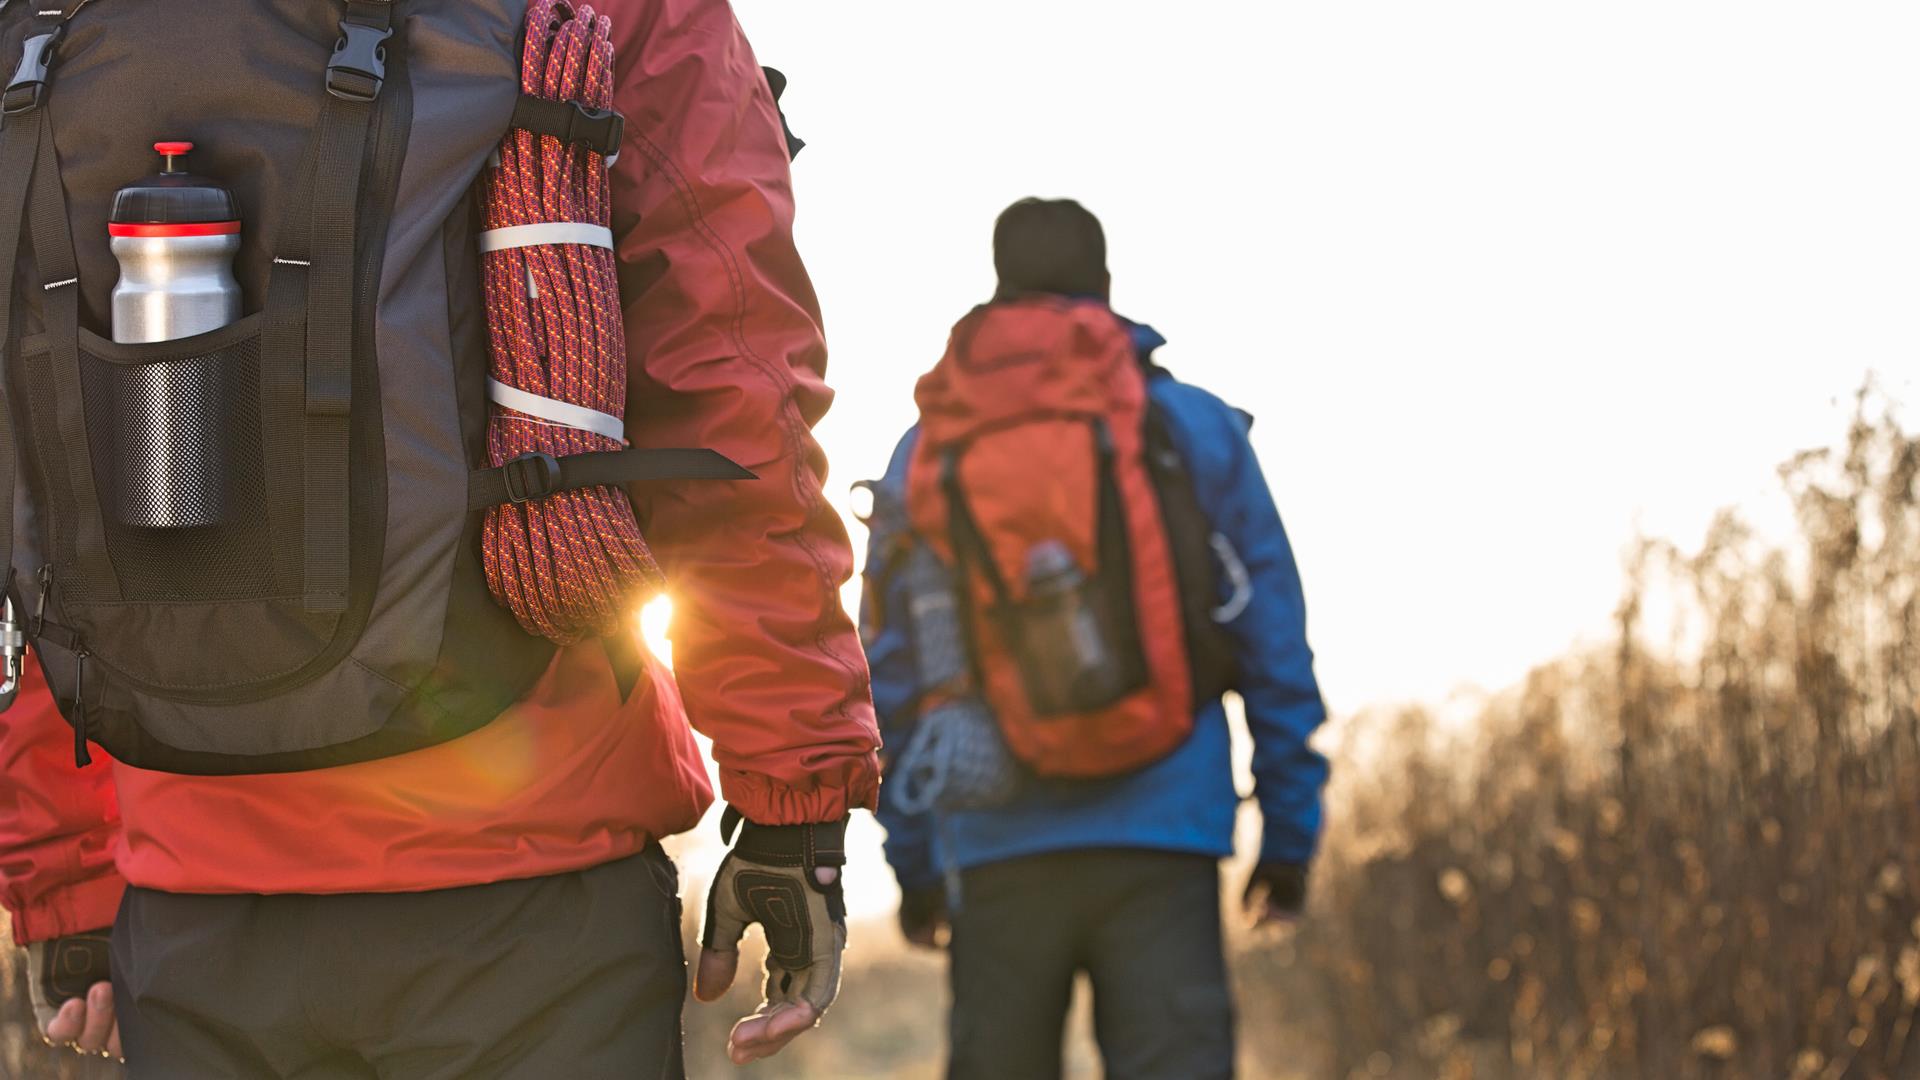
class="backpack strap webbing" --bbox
[508,95,624,157]
[0,4,106,598]
[465,448,754,512]
[938,418,1132,612]
[0,117,38,604]
[26,99,118,596]
[938,447,1013,608]
[1143,402,1239,703]
[298,0,395,614]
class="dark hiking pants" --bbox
[109,846,687,1080]
[947,849,1236,1080]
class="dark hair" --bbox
[993,197,1109,300]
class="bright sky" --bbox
[673,2,1920,916]
[730,0,1919,710]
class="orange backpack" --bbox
[907,298,1218,779]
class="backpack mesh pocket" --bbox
[77,327,281,602]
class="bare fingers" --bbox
[43,997,85,1045]
[77,982,116,1055]
[42,981,121,1060]
[727,1000,819,1065]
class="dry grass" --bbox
[2,392,1913,1079]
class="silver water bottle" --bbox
[109,141,242,529]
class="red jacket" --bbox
[0,0,879,943]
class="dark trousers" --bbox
[947,849,1236,1080]
[109,846,688,1080]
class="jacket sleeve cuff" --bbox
[719,757,881,826]
[7,872,125,946]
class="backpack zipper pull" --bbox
[70,642,90,768]
[32,563,52,637]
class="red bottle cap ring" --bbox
[108,220,241,239]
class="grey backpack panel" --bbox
[354,4,520,691]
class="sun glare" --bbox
[638,593,674,668]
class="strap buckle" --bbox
[510,96,626,157]
[326,18,393,102]
[3,29,62,116]
[502,452,562,504]
[558,104,623,157]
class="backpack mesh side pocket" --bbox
[74,319,281,602]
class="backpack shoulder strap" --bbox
[0,0,98,609]
[1143,401,1239,702]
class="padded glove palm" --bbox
[700,809,849,1019]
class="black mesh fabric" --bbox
[114,352,226,529]
[80,334,278,601]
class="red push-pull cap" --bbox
[153,142,193,173]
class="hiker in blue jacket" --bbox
[862,198,1330,1080]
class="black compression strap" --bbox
[466,448,754,511]
[509,95,624,156]
[300,1,392,613]
[27,114,118,596]
[0,112,39,594]
[940,447,1012,606]
[260,136,321,592]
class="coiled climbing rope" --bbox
[478,0,660,643]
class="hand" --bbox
[1243,861,1309,928]
[26,933,122,1061]
[898,886,948,949]
[694,811,849,1066]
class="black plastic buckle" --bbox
[326,19,393,103]
[512,96,626,157]
[561,104,624,157]
[3,30,62,116]
[502,452,562,504]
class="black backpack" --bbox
[0,0,724,774]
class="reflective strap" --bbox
[476,221,613,253]
[487,377,627,444]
